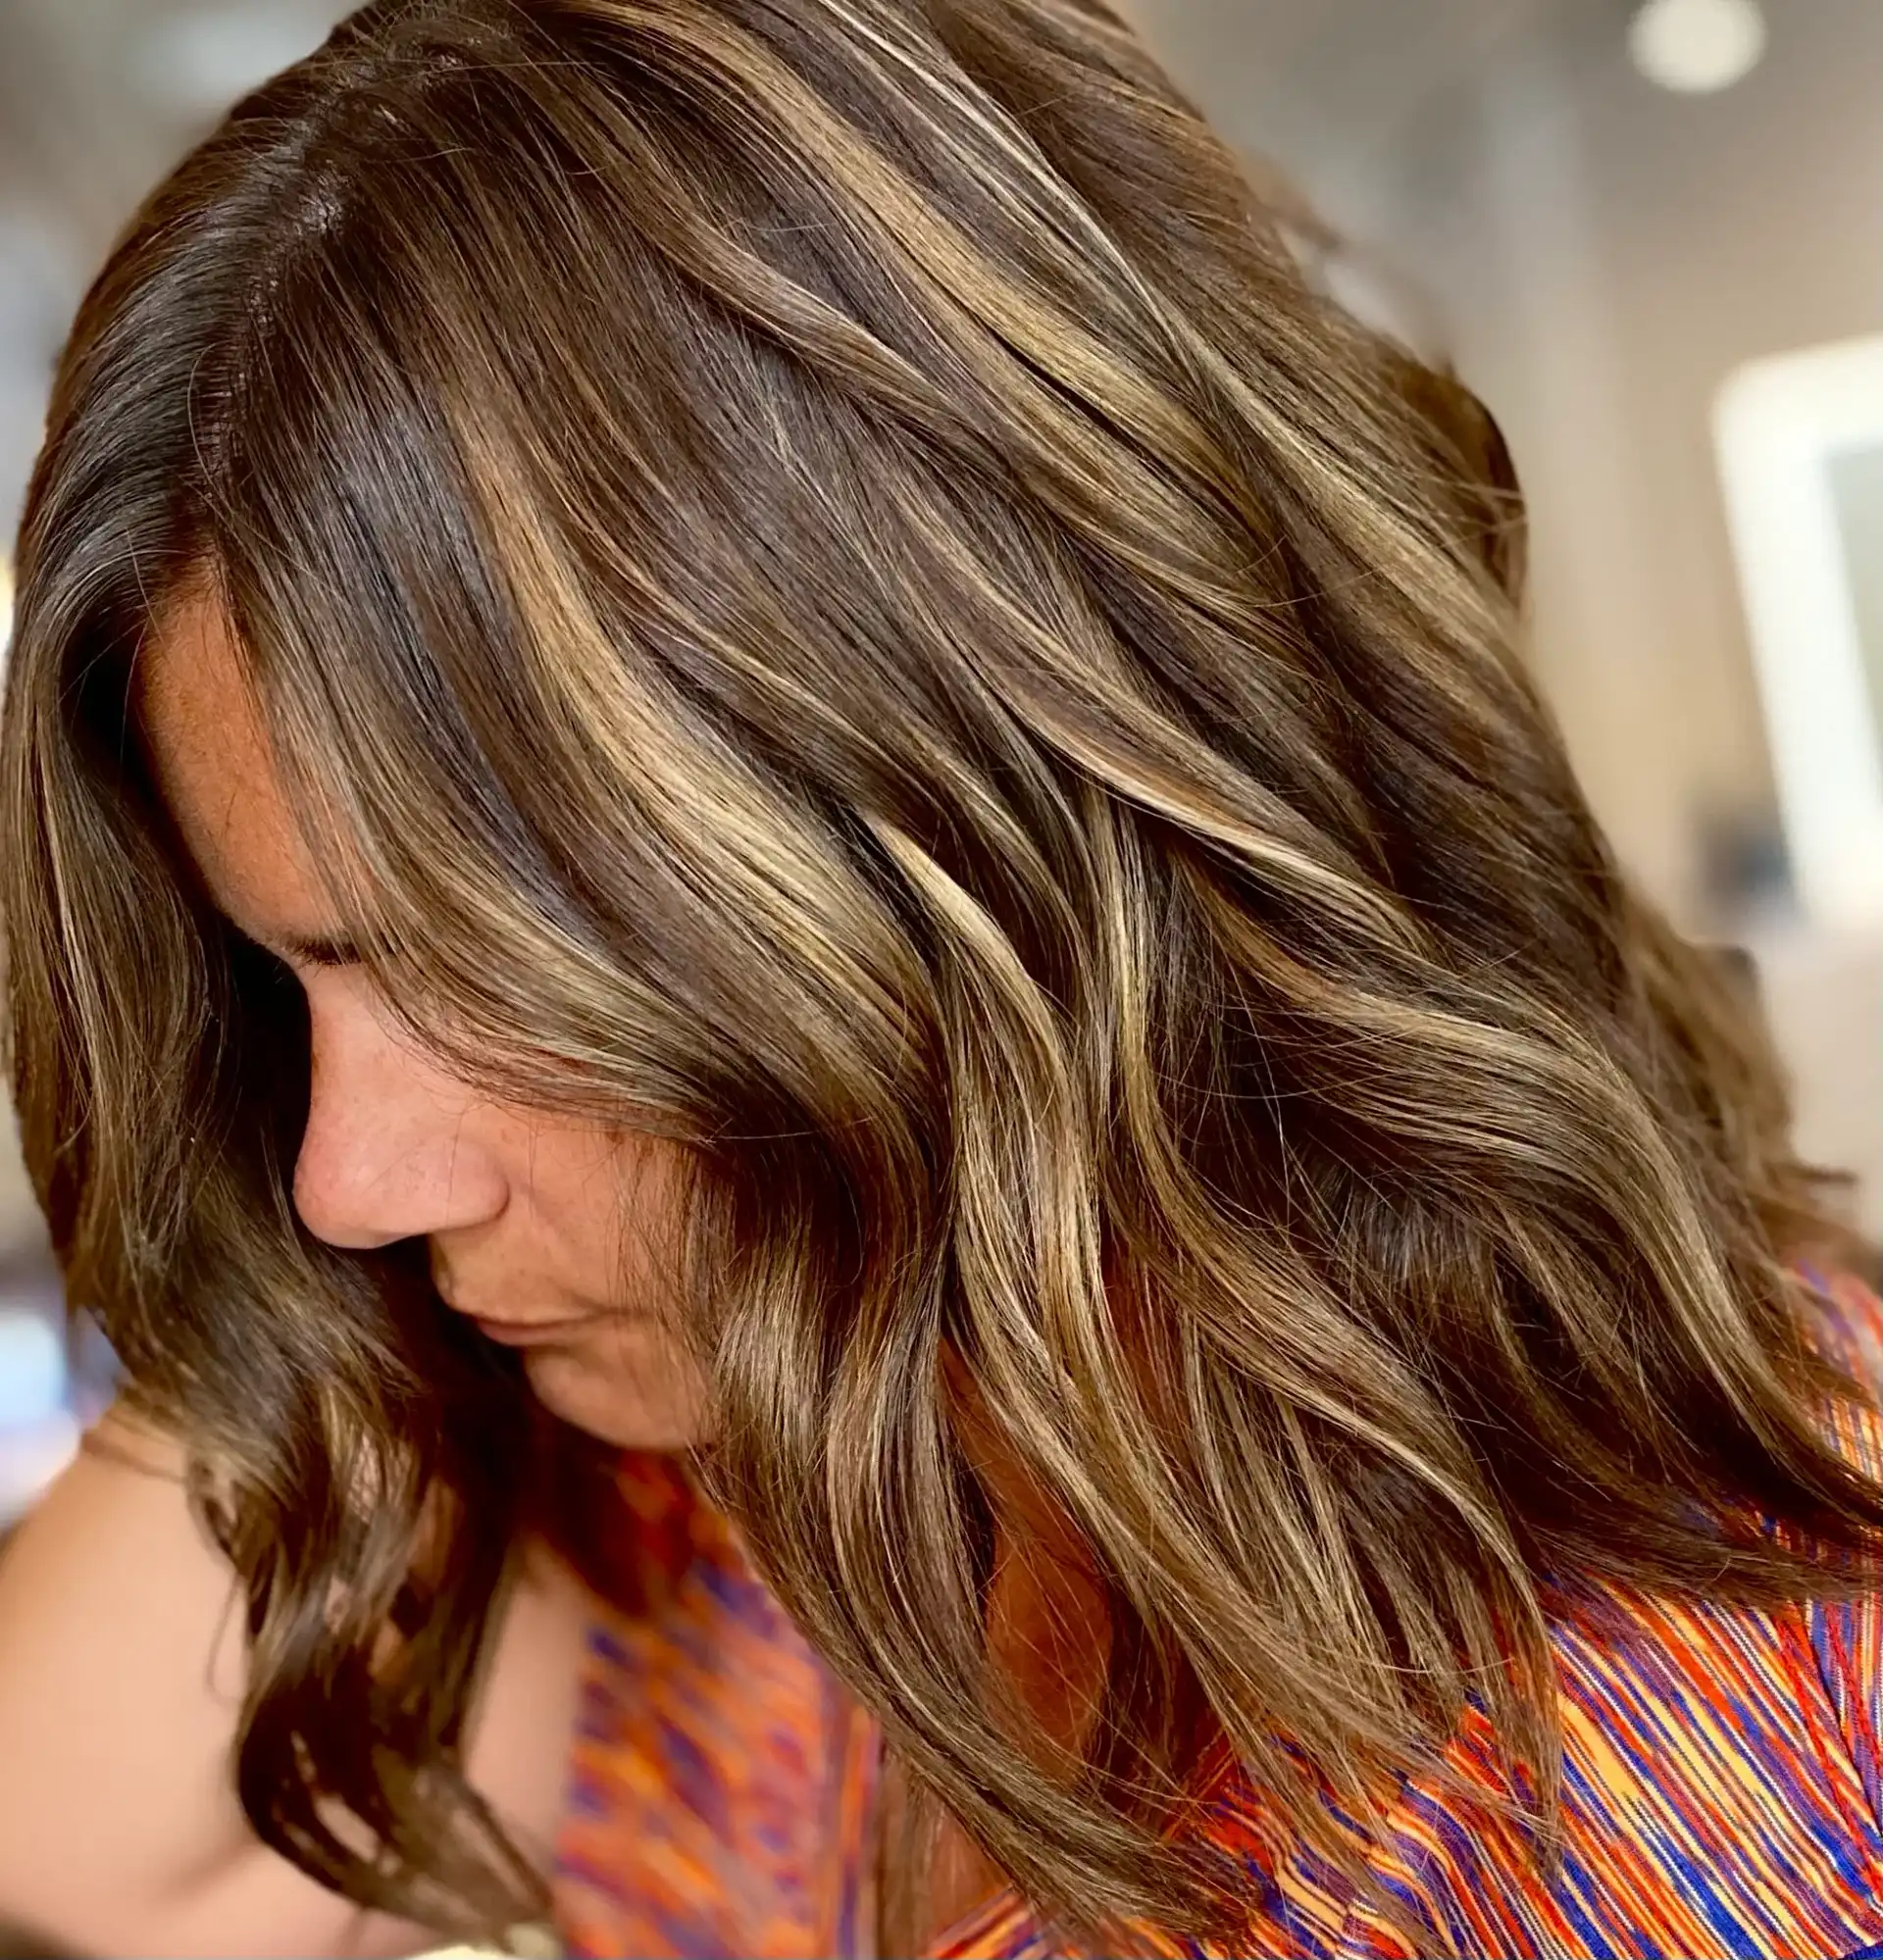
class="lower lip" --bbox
[472,1316,605,1348]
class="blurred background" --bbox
[0,0,1879,1523]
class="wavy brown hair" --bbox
[4,0,1879,1949]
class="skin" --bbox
[140,590,710,1453]
[0,593,616,1956]
[0,586,1096,1953]
[0,1414,587,1957]
[137,587,1016,1938]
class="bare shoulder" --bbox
[0,1412,593,1959]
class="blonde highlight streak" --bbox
[7,1,1878,1951]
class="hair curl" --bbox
[4,0,1878,1948]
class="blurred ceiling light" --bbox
[1628,0,1768,95]
[141,5,338,115]
[0,558,13,657]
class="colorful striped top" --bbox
[551,1269,1883,1960]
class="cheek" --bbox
[504,1123,687,1306]
[520,1322,711,1452]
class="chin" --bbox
[521,1343,711,1452]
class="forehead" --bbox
[138,589,331,944]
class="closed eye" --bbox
[281,931,365,971]
[228,919,365,973]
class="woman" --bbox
[0,1,1877,1955]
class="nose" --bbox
[291,989,508,1252]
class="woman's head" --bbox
[140,588,703,1450]
[5,0,1877,1946]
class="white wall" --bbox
[1146,0,1883,930]
[1141,0,1882,1231]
